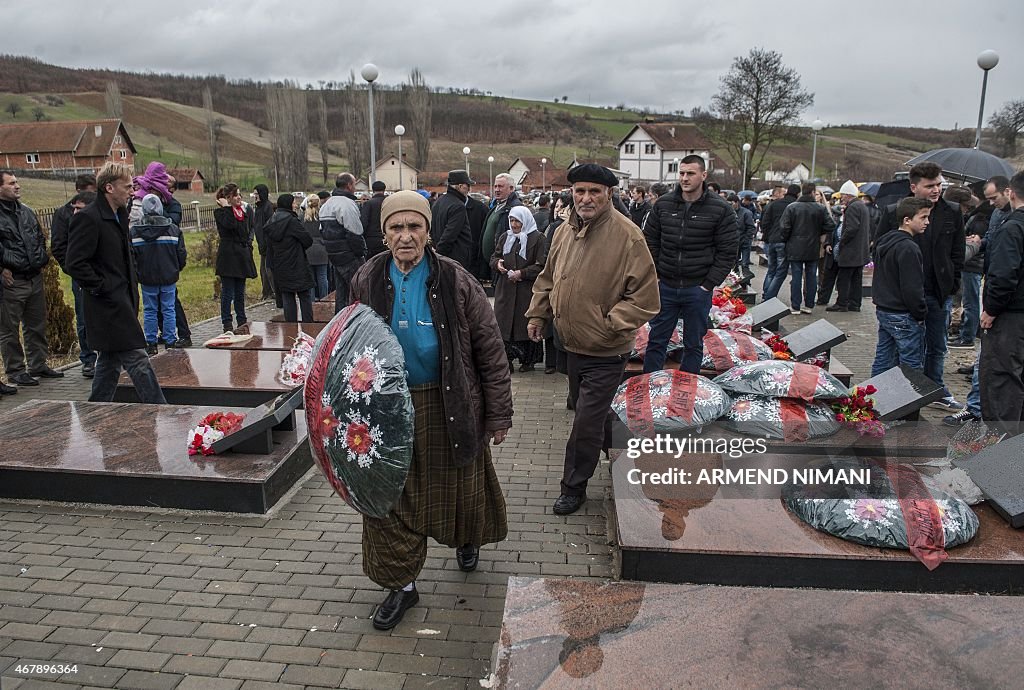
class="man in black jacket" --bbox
[65,163,165,404]
[779,182,836,314]
[0,170,62,388]
[643,155,739,373]
[980,170,1024,435]
[629,186,650,228]
[360,181,387,257]
[50,174,98,376]
[871,198,931,376]
[875,162,966,410]
[431,170,474,270]
[251,184,276,301]
[759,184,799,301]
[465,190,489,281]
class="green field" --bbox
[0,92,106,123]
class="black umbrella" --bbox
[874,179,910,210]
[905,148,1015,183]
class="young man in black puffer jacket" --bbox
[642,155,738,374]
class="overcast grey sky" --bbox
[6,0,1021,130]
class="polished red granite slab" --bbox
[318,291,336,303]
[223,321,326,350]
[0,400,311,512]
[613,451,1024,592]
[114,348,297,405]
[271,301,335,323]
[495,576,1024,689]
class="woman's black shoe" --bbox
[0,382,16,395]
[553,494,586,515]
[372,586,419,630]
[456,544,479,572]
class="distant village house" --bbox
[617,123,713,184]
[167,167,205,194]
[0,119,136,173]
[368,155,419,192]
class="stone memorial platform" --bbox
[271,301,336,323]
[0,400,311,513]
[113,348,298,406]
[954,434,1024,528]
[611,450,1024,593]
[217,321,327,350]
[863,365,945,421]
[747,297,790,330]
[493,576,1024,689]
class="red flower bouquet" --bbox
[187,411,246,456]
[829,385,884,437]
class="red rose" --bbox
[346,421,373,455]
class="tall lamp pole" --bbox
[975,50,999,150]
[487,156,494,192]
[463,147,471,177]
[394,124,405,190]
[540,158,547,193]
[741,142,751,189]
[810,119,823,183]
[361,63,379,185]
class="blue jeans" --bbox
[762,242,788,300]
[739,236,752,269]
[142,284,176,345]
[967,351,981,417]
[958,272,982,344]
[220,277,248,330]
[871,311,926,376]
[643,283,713,374]
[71,279,95,366]
[312,264,330,300]
[789,260,817,311]
[924,294,952,396]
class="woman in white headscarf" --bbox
[490,205,547,371]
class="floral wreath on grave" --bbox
[279,332,316,385]
[187,411,245,456]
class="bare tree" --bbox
[32,106,45,121]
[202,86,224,186]
[266,82,309,191]
[318,91,330,185]
[989,100,1024,158]
[341,71,369,179]
[5,101,21,118]
[104,81,123,118]
[405,68,432,170]
[697,48,814,188]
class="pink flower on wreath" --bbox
[733,399,752,414]
[348,357,378,393]
[853,499,888,521]
[346,420,373,456]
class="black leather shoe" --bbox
[553,494,586,515]
[456,544,479,572]
[10,373,38,386]
[372,587,419,630]
[30,367,64,378]
[177,338,193,348]
[0,382,16,395]
[957,364,975,375]
[825,305,848,312]
[82,363,95,378]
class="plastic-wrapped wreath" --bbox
[719,394,840,441]
[611,370,731,437]
[713,360,849,402]
[304,303,415,518]
[702,329,773,371]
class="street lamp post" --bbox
[463,147,471,177]
[810,119,823,183]
[741,143,751,189]
[487,156,494,191]
[540,158,547,193]
[394,124,405,190]
[975,50,999,150]
[361,63,379,185]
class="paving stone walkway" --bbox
[0,265,976,688]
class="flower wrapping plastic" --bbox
[713,360,849,402]
[719,394,840,441]
[304,303,415,518]
[279,332,316,385]
[702,329,773,371]
[611,370,730,437]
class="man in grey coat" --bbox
[826,180,872,312]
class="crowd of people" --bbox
[4,155,1024,629]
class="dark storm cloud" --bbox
[5,0,1020,129]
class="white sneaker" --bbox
[790,309,801,316]
[800,306,813,314]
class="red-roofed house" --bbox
[617,123,714,183]
[167,168,206,194]
[507,156,572,193]
[0,119,136,173]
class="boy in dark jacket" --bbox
[130,194,187,354]
[871,197,931,376]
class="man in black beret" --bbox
[430,170,475,269]
[527,163,660,515]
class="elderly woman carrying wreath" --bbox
[348,190,513,630]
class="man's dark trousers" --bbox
[562,352,627,497]
[834,266,864,309]
[980,311,1024,436]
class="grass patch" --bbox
[0,92,107,124]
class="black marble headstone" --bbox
[953,434,1024,528]
[211,387,304,454]
[748,298,790,330]
[859,365,944,422]
[783,319,847,360]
